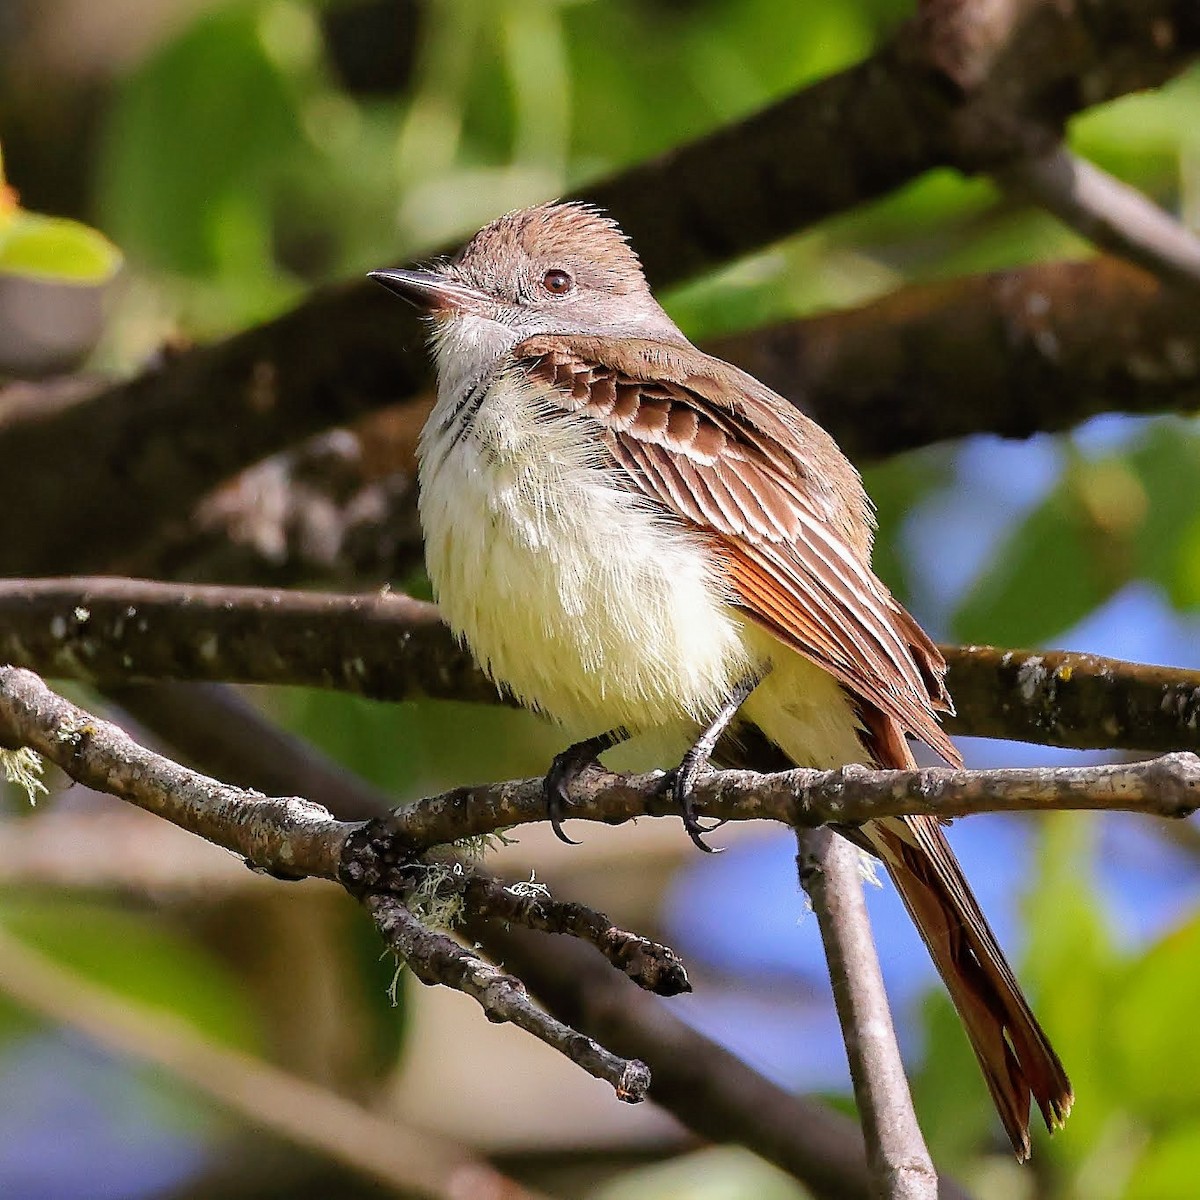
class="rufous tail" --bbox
[861,812,1073,1160]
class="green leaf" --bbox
[591,1145,811,1200]
[345,904,407,1075]
[0,211,122,284]
[1125,421,1200,610]
[1110,910,1200,1119]
[951,459,1132,646]
[0,896,261,1055]
[1019,814,1119,1160]
[862,446,954,604]
[910,990,995,1166]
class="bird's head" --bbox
[369,202,682,343]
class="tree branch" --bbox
[997,146,1200,293]
[0,1,1194,576]
[143,422,424,587]
[797,829,937,1200]
[941,644,1200,753]
[364,892,650,1102]
[710,255,1200,461]
[0,665,664,1104]
[5,577,1200,755]
[456,872,692,997]
[109,679,913,1200]
[362,755,1199,854]
[0,665,350,880]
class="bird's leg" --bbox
[672,673,762,853]
[544,728,627,845]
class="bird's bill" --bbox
[367,268,489,314]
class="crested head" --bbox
[451,202,649,301]
[370,202,685,347]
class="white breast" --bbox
[418,322,756,736]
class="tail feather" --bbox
[726,696,1073,1158]
[862,814,1073,1159]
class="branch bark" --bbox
[0,1,1195,576]
[363,755,1200,854]
[997,146,1200,294]
[5,577,1200,755]
[797,829,937,1200]
[710,255,1200,462]
[363,892,650,1102]
[107,680,913,1200]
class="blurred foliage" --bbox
[953,421,1200,645]
[3,0,1200,1196]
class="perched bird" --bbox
[370,201,1072,1158]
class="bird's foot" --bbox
[661,743,726,854]
[544,730,621,845]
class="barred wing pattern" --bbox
[513,332,960,768]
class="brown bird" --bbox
[370,201,1072,1158]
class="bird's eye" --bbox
[542,269,573,295]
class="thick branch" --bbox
[941,644,1200,753]
[0,665,348,879]
[797,829,936,1200]
[0,1,1195,576]
[0,577,499,707]
[143,422,424,587]
[711,256,1200,461]
[364,755,1200,855]
[6,577,1200,755]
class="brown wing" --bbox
[513,333,960,767]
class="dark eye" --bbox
[542,269,573,295]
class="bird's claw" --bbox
[658,763,725,854]
[544,736,617,845]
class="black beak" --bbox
[367,268,487,314]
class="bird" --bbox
[368,200,1072,1159]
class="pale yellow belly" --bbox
[419,377,867,768]
[420,418,756,735]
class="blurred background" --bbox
[2,0,1200,1197]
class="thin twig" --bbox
[796,829,938,1200]
[363,892,650,1102]
[998,146,1200,293]
[0,923,529,1200]
[9,577,1200,754]
[457,872,692,996]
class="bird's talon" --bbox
[673,763,723,853]
[543,731,621,845]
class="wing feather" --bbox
[513,333,960,766]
